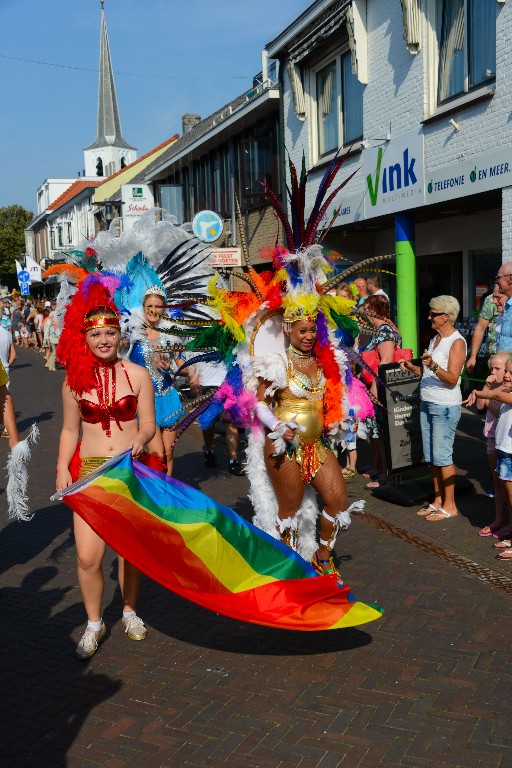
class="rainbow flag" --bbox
[61,453,383,631]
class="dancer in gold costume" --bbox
[254,314,359,585]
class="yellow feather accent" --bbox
[320,294,356,327]
[206,276,246,343]
[282,292,320,322]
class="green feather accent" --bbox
[330,311,360,337]
[187,324,237,357]
[153,325,201,337]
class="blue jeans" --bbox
[420,401,461,467]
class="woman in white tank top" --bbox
[399,295,466,521]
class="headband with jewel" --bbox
[83,305,121,332]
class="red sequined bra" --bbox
[78,360,137,437]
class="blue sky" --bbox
[1,0,309,213]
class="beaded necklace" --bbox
[287,344,314,369]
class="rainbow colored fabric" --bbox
[63,454,383,631]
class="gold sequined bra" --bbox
[286,357,326,401]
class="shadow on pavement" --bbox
[0,566,121,766]
[0,504,71,575]
[16,410,55,434]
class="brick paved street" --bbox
[1,349,512,768]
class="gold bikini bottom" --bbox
[78,456,111,479]
[274,397,330,482]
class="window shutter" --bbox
[346,0,368,83]
[286,61,306,120]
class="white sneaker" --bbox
[122,614,147,641]
[76,622,106,659]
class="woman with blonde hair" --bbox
[400,295,466,521]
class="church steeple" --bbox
[84,1,136,178]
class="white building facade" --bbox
[268,0,510,349]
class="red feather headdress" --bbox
[56,274,121,396]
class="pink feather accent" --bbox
[347,377,374,420]
[216,383,258,427]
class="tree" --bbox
[0,205,34,287]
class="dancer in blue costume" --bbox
[129,285,185,475]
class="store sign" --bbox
[331,191,365,225]
[209,247,242,267]
[121,184,155,231]
[363,130,425,219]
[426,148,512,204]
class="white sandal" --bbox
[417,503,438,517]
[426,507,458,522]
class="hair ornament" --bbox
[143,285,167,302]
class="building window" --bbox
[316,61,338,157]
[241,136,273,199]
[312,50,364,161]
[96,157,104,176]
[436,0,496,104]
[160,185,183,224]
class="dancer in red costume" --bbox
[55,277,156,659]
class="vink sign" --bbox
[362,129,425,219]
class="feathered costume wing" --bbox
[147,151,374,558]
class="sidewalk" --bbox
[348,408,512,591]
[1,348,511,768]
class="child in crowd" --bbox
[19,325,30,348]
[467,351,509,536]
[466,354,512,560]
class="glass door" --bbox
[416,253,462,351]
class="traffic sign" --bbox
[20,283,30,296]
[17,269,30,284]
[192,210,223,243]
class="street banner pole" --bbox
[395,213,417,355]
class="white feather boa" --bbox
[6,424,40,521]
[250,352,288,396]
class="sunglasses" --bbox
[428,311,445,318]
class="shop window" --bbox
[312,50,364,162]
[435,0,496,104]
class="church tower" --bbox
[84,1,137,178]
